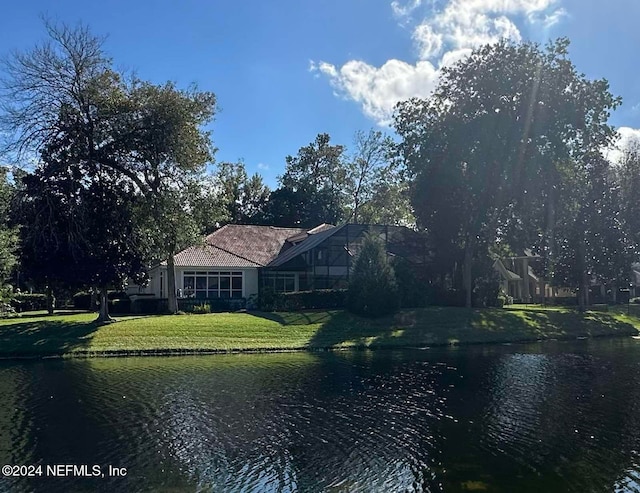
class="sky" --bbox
[1,0,640,186]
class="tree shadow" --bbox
[0,318,99,357]
[251,307,639,350]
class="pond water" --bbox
[2,339,640,492]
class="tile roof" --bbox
[171,244,261,268]
[167,224,311,268]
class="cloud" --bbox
[312,0,565,125]
[391,0,423,19]
[257,162,270,170]
[605,127,640,164]
[316,59,439,125]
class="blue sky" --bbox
[2,0,640,186]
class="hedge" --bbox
[259,289,347,312]
[178,298,246,313]
[131,297,169,314]
[10,293,49,312]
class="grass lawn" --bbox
[0,305,639,358]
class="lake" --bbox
[2,339,640,492]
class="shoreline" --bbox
[1,306,638,361]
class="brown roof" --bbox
[163,224,316,268]
[172,244,261,268]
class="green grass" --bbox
[0,305,639,358]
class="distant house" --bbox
[128,223,426,303]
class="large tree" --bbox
[346,130,413,225]
[274,133,349,226]
[1,21,217,314]
[394,39,620,308]
[212,161,269,225]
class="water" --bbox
[2,339,640,492]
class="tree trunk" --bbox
[167,254,178,314]
[463,239,473,308]
[612,282,618,304]
[96,286,114,324]
[45,285,55,315]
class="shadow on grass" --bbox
[0,318,99,357]
[252,306,639,350]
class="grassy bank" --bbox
[0,305,639,358]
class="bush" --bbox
[347,233,400,318]
[108,298,131,314]
[393,258,429,308]
[131,297,169,314]
[10,293,49,312]
[73,291,95,310]
[178,298,245,313]
[192,303,211,314]
[496,295,506,308]
[0,301,16,318]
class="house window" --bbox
[263,272,296,293]
[183,271,243,298]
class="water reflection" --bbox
[2,341,640,491]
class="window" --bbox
[263,272,297,293]
[182,271,243,298]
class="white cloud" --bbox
[391,0,423,18]
[605,127,640,164]
[257,162,270,170]
[316,59,440,125]
[313,0,565,125]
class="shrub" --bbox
[108,298,131,314]
[73,291,95,310]
[131,297,169,314]
[496,295,506,308]
[393,257,428,308]
[258,286,282,311]
[177,298,245,313]
[10,293,49,312]
[347,233,400,317]
[192,303,211,314]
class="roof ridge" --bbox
[206,243,262,267]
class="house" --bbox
[128,223,427,303]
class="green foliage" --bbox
[347,233,400,317]
[258,288,347,312]
[394,38,621,307]
[108,299,131,314]
[211,161,269,226]
[10,293,48,312]
[192,303,211,314]
[393,257,428,307]
[0,168,17,286]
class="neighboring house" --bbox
[127,223,426,302]
[492,249,572,302]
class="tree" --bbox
[213,161,269,224]
[618,143,640,259]
[277,133,349,225]
[347,233,399,317]
[394,39,620,308]
[14,152,147,321]
[0,167,17,288]
[346,129,414,225]
[1,21,217,315]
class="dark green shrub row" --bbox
[178,298,246,313]
[10,293,49,312]
[109,299,131,314]
[131,297,169,314]
[543,296,578,306]
[258,288,346,312]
